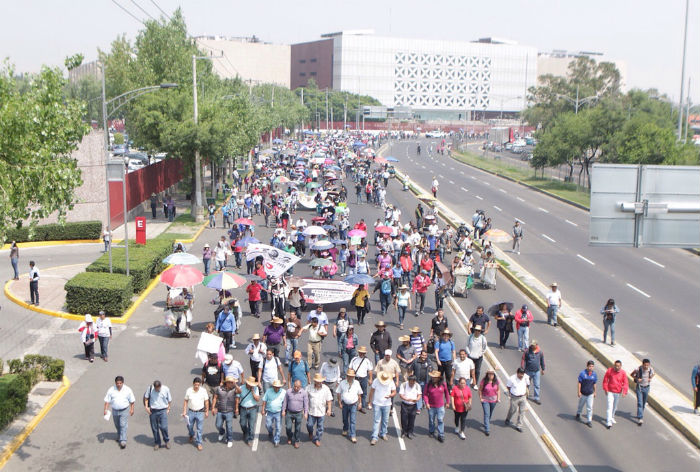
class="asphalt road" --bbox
[387,138,700,395]
[3,170,699,471]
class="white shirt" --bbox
[223,360,244,381]
[184,386,209,411]
[546,289,562,307]
[466,334,488,359]
[506,374,530,397]
[349,356,373,378]
[453,358,475,383]
[308,310,328,326]
[246,342,267,362]
[305,384,333,417]
[104,385,135,410]
[336,379,363,404]
[320,362,341,383]
[96,317,112,337]
[371,378,396,407]
[261,356,281,383]
[432,179,439,188]
[399,381,422,404]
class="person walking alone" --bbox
[545,283,562,327]
[600,299,619,346]
[693,362,700,414]
[28,260,39,305]
[9,241,19,280]
[576,360,597,428]
[512,220,523,254]
[103,375,135,449]
[602,360,628,429]
[631,358,654,426]
[143,380,172,450]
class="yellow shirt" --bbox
[353,289,369,308]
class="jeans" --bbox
[470,357,483,387]
[112,407,129,443]
[356,193,362,204]
[397,305,407,325]
[482,401,497,433]
[149,409,169,445]
[29,280,39,304]
[428,406,445,438]
[379,292,391,315]
[340,260,347,274]
[506,395,527,428]
[239,406,258,442]
[203,258,210,276]
[10,257,18,279]
[151,203,157,218]
[547,305,559,325]
[434,292,444,310]
[98,336,110,359]
[416,381,426,411]
[527,370,541,401]
[249,300,261,317]
[216,259,226,271]
[167,207,174,222]
[306,415,325,442]
[209,214,216,228]
[400,402,417,434]
[416,293,426,312]
[371,405,391,440]
[603,318,615,344]
[285,410,303,443]
[216,411,234,442]
[606,392,621,426]
[285,338,298,363]
[342,402,357,438]
[358,377,369,409]
[517,326,529,350]
[576,394,594,423]
[498,328,510,348]
[636,385,650,419]
[187,410,204,445]
[265,410,282,444]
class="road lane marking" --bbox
[542,234,556,243]
[251,407,262,451]
[517,197,525,202]
[499,188,507,193]
[565,220,578,227]
[475,195,484,200]
[626,283,651,298]
[483,182,490,186]
[470,176,477,180]
[449,180,455,184]
[441,163,446,167]
[494,206,502,212]
[421,165,426,169]
[460,171,465,175]
[461,187,469,192]
[643,257,665,268]
[450,166,455,170]
[439,174,445,178]
[538,207,550,213]
[391,408,407,451]
[576,254,595,265]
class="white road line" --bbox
[475,195,484,200]
[542,234,556,243]
[499,188,507,193]
[439,174,445,178]
[627,283,651,298]
[421,165,426,169]
[450,166,455,170]
[643,257,665,268]
[449,180,455,184]
[517,197,525,202]
[576,254,595,265]
[564,219,578,227]
[460,171,465,175]
[391,409,407,451]
[493,206,502,212]
[460,187,469,192]
[470,176,477,180]
[538,207,550,213]
[441,163,446,167]
[483,182,490,186]
[251,408,262,451]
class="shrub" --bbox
[7,359,22,374]
[65,272,133,316]
[0,374,30,430]
[44,359,65,381]
[5,221,102,243]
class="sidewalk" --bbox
[8,264,87,313]
[394,166,700,448]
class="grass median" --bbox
[453,151,591,208]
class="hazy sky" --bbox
[1,0,698,103]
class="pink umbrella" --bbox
[375,225,393,234]
[160,265,204,288]
[348,229,367,238]
[234,218,255,226]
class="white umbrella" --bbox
[303,226,327,236]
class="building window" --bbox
[299,59,306,64]
[310,71,317,76]
[299,72,306,76]
[310,58,317,63]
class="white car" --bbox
[425,130,445,138]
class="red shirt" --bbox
[602,367,629,395]
[246,283,262,301]
[420,258,434,273]
[254,267,267,279]
[354,222,367,232]
[451,385,472,412]
[412,274,431,294]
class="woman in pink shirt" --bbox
[451,377,472,439]
[478,369,501,436]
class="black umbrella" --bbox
[487,302,514,316]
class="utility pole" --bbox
[300,88,304,138]
[101,65,113,274]
[677,0,690,140]
[325,89,329,132]
[343,94,348,131]
[684,77,691,143]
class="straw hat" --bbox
[357,346,368,353]
[346,369,356,377]
[551,282,558,287]
[428,371,442,379]
[399,284,409,290]
[375,320,386,327]
[313,373,325,383]
[271,317,283,324]
[252,333,261,340]
[272,379,284,388]
[442,328,452,336]
[224,375,235,383]
[410,326,421,333]
[398,335,410,342]
[473,325,483,331]
[378,371,392,385]
[245,376,258,387]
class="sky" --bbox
[1,0,698,104]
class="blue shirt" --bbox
[436,339,455,362]
[144,385,171,410]
[216,311,237,333]
[578,369,598,396]
[392,266,402,278]
[238,385,260,408]
[289,360,310,387]
[262,388,286,413]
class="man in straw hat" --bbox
[409,326,426,355]
[261,379,286,446]
[466,325,488,388]
[336,369,363,443]
[282,379,308,448]
[424,370,450,443]
[370,320,393,365]
[305,373,333,446]
[349,346,374,412]
[398,374,422,439]
[237,376,261,446]
[245,333,267,377]
[435,328,456,386]
[263,317,286,358]
[369,371,397,445]
[397,336,418,382]
[545,282,562,327]
[212,375,241,448]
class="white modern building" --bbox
[293,31,537,119]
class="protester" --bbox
[451,377,472,440]
[514,305,533,351]
[283,379,309,448]
[466,325,488,388]
[631,358,654,425]
[212,376,240,448]
[370,320,393,365]
[369,371,396,445]
[305,373,333,446]
[336,369,363,443]
[261,379,286,446]
[478,369,500,436]
[505,368,530,432]
[143,380,172,450]
[435,329,456,385]
[423,371,450,443]
[576,360,597,428]
[103,375,135,449]
[182,377,210,450]
[602,360,628,429]
[521,340,545,405]
[398,375,421,439]
[237,376,261,446]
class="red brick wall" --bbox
[290,39,334,90]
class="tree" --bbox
[64,53,84,71]
[0,64,90,240]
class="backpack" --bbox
[426,337,436,354]
[381,279,392,295]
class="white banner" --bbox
[301,278,357,305]
[246,243,301,277]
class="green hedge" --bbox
[85,234,175,293]
[65,272,133,316]
[5,221,102,243]
[0,374,30,430]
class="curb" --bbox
[390,151,700,450]
[0,239,103,251]
[0,376,71,469]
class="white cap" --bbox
[384,349,392,356]
[85,314,93,322]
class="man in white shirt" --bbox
[453,350,476,388]
[258,349,286,392]
[307,305,328,326]
[349,347,374,411]
[222,354,245,382]
[96,310,113,362]
[398,375,422,438]
[320,358,341,416]
[466,326,488,387]
[505,368,530,432]
[335,369,363,443]
[369,372,397,445]
[305,373,333,446]
[103,375,135,449]
[182,377,210,450]
[545,282,562,327]
[245,334,267,377]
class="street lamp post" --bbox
[100,63,177,275]
[556,85,598,114]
